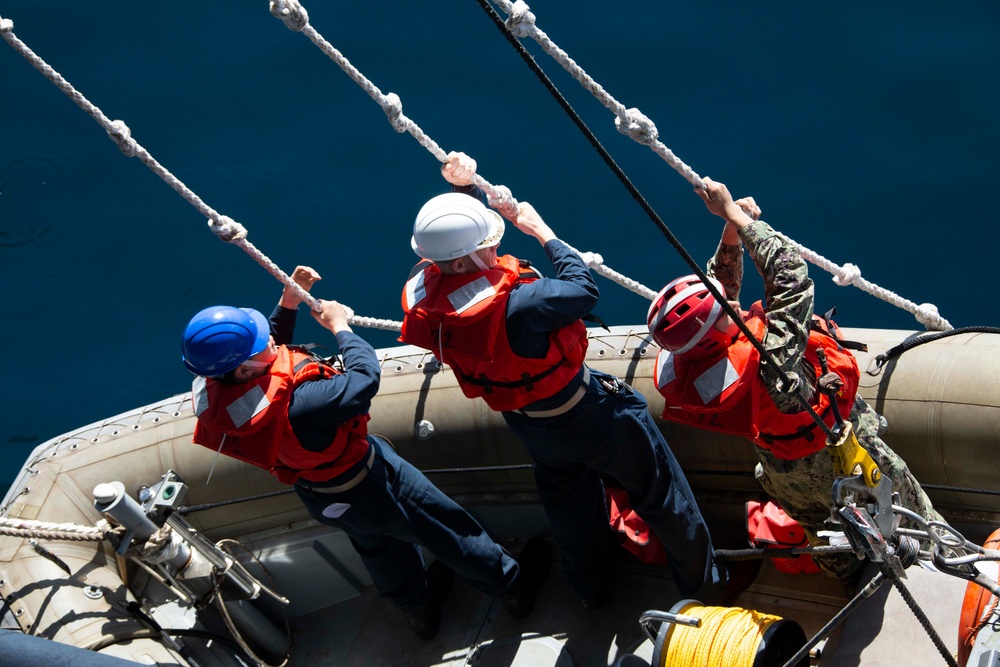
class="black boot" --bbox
[501,538,553,619]
[403,560,454,640]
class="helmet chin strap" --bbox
[467,250,491,272]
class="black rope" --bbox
[715,545,852,561]
[921,483,1000,497]
[177,488,294,515]
[880,563,958,667]
[474,0,835,442]
[869,326,1000,375]
[780,571,886,667]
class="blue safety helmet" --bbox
[181,305,271,376]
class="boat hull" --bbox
[1,325,997,662]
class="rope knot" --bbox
[0,18,13,32]
[382,92,407,133]
[915,303,944,329]
[832,262,861,286]
[107,119,138,157]
[208,215,247,242]
[127,524,180,563]
[506,1,537,37]
[486,184,519,221]
[269,0,309,32]
[579,251,604,268]
[615,108,658,146]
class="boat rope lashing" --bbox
[472,0,836,441]
[479,0,952,332]
[867,326,1000,376]
[266,0,657,302]
[0,516,121,542]
[662,603,785,667]
[0,16,399,334]
[123,523,180,564]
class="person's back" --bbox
[401,153,736,608]
[183,266,549,641]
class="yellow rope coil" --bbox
[663,603,784,667]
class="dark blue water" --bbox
[2,3,997,495]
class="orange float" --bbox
[957,528,1000,666]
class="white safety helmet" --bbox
[411,192,505,262]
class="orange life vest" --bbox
[654,302,860,459]
[192,345,371,484]
[745,499,820,574]
[400,254,589,412]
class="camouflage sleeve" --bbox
[706,239,743,301]
[739,220,815,412]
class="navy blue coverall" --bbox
[499,242,723,600]
[268,306,519,610]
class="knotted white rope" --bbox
[269,0,521,222]
[492,0,952,331]
[785,236,952,331]
[1,15,399,332]
[268,0,648,300]
[500,0,703,190]
[565,244,657,301]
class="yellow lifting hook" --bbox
[826,421,881,487]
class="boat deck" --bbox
[283,507,968,667]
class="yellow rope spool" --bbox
[656,601,797,667]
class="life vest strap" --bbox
[295,445,375,493]
[459,357,565,391]
[758,404,833,444]
[515,367,591,418]
[816,308,868,352]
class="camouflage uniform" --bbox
[707,220,942,581]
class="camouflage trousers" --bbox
[754,398,943,581]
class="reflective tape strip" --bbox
[192,376,209,416]
[226,385,270,429]
[694,357,740,404]
[404,271,427,310]
[517,367,591,418]
[448,276,496,314]
[655,351,676,390]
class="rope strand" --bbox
[486,0,951,331]
[0,516,118,542]
[0,15,397,332]
[267,0,649,298]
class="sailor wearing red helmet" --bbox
[648,178,942,590]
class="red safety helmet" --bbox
[647,274,734,359]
